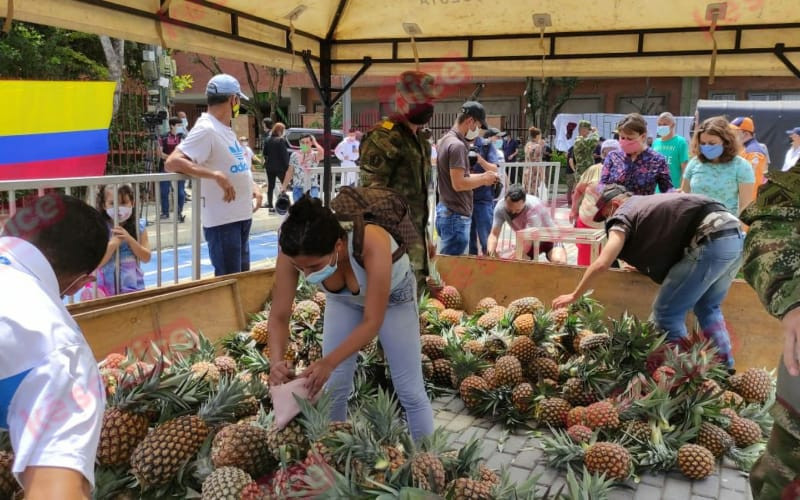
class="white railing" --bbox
[0,173,201,301]
[301,166,360,194]
[502,162,561,215]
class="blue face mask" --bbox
[304,251,338,285]
[494,139,503,149]
[700,143,724,160]
[657,125,671,137]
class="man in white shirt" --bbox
[334,127,360,186]
[783,127,800,171]
[486,184,567,263]
[166,74,262,276]
[0,193,109,499]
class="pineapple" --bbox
[475,296,498,314]
[130,378,247,488]
[584,401,620,430]
[696,422,734,458]
[101,352,126,370]
[477,464,499,485]
[421,334,448,360]
[487,305,507,317]
[507,296,544,319]
[512,314,534,337]
[562,378,597,407]
[439,308,465,326]
[437,285,463,310]
[551,307,569,330]
[511,383,534,413]
[251,320,270,344]
[99,368,122,397]
[428,298,446,312]
[0,451,20,499]
[312,290,327,312]
[571,329,595,353]
[584,442,631,480]
[566,406,587,428]
[476,312,502,330]
[727,416,762,448]
[677,444,715,480]
[449,348,490,389]
[736,368,772,403]
[463,339,486,357]
[201,466,255,500]
[412,452,446,493]
[481,367,498,389]
[421,354,434,380]
[191,361,221,384]
[483,335,508,360]
[494,355,523,387]
[530,357,559,382]
[578,333,611,353]
[432,358,454,388]
[537,397,571,428]
[625,420,651,441]
[507,336,537,364]
[447,477,493,499]
[214,355,238,377]
[721,390,744,408]
[211,423,276,478]
[266,419,310,461]
[567,424,593,443]
[292,299,322,323]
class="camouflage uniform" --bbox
[740,164,800,499]
[568,131,599,206]
[359,115,432,294]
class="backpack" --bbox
[329,186,420,267]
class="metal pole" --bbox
[191,178,201,280]
[320,41,333,206]
[342,75,352,131]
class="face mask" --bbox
[657,125,671,137]
[181,117,188,128]
[176,126,186,135]
[300,144,311,153]
[494,139,503,149]
[465,124,480,141]
[619,138,642,155]
[60,274,87,299]
[106,206,132,223]
[304,251,338,285]
[232,100,240,119]
[700,143,724,160]
[406,103,435,125]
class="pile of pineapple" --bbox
[420,284,776,484]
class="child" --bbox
[88,185,151,298]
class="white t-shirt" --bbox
[0,237,105,488]
[783,145,800,171]
[177,113,254,228]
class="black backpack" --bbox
[329,186,420,266]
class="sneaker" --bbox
[160,214,169,220]
[179,215,186,223]
[185,194,192,201]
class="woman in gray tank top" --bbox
[267,197,433,440]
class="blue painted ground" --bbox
[66,230,279,304]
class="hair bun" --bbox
[288,195,324,220]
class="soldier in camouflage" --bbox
[359,71,436,294]
[567,120,600,207]
[740,163,800,499]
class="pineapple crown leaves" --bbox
[359,388,406,446]
[238,347,272,374]
[661,340,729,389]
[725,441,767,472]
[539,428,586,470]
[487,466,553,500]
[737,391,776,435]
[563,465,616,500]
[93,465,138,500]
[196,376,250,423]
[295,390,334,442]
[473,386,533,429]
[219,331,258,359]
[569,291,603,315]
[415,426,455,456]
[111,358,193,413]
[441,439,483,480]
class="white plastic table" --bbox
[514,227,607,262]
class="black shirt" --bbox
[263,136,291,173]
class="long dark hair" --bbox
[279,196,346,257]
[96,184,138,240]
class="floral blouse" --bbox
[290,150,320,189]
[601,148,673,195]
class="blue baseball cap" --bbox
[206,74,249,100]
[786,127,800,135]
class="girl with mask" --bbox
[88,184,151,298]
[681,116,755,215]
[601,113,672,195]
[288,134,325,202]
[267,197,433,440]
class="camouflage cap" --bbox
[396,71,437,107]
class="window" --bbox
[560,96,602,114]
[616,95,666,115]
[709,92,737,101]
[748,91,800,101]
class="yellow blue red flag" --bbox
[0,80,116,180]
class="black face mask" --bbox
[506,210,521,219]
[406,103,434,125]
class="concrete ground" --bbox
[432,394,754,500]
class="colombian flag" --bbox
[0,81,116,180]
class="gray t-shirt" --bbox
[492,195,555,255]
[436,129,472,216]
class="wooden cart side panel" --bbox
[436,256,781,371]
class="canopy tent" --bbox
[5,0,799,201]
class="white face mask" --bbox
[465,124,481,141]
[106,206,133,223]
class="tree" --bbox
[268,67,287,124]
[192,53,222,76]
[99,36,124,116]
[624,77,660,115]
[243,62,266,132]
[524,77,579,135]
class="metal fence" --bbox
[0,173,200,302]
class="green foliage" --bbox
[172,74,194,94]
[332,100,343,130]
[0,21,108,79]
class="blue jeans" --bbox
[160,180,185,217]
[469,199,494,255]
[435,203,471,256]
[203,219,252,276]
[322,273,433,441]
[652,231,744,368]
[293,186,319,203]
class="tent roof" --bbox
[5,0,800,78]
